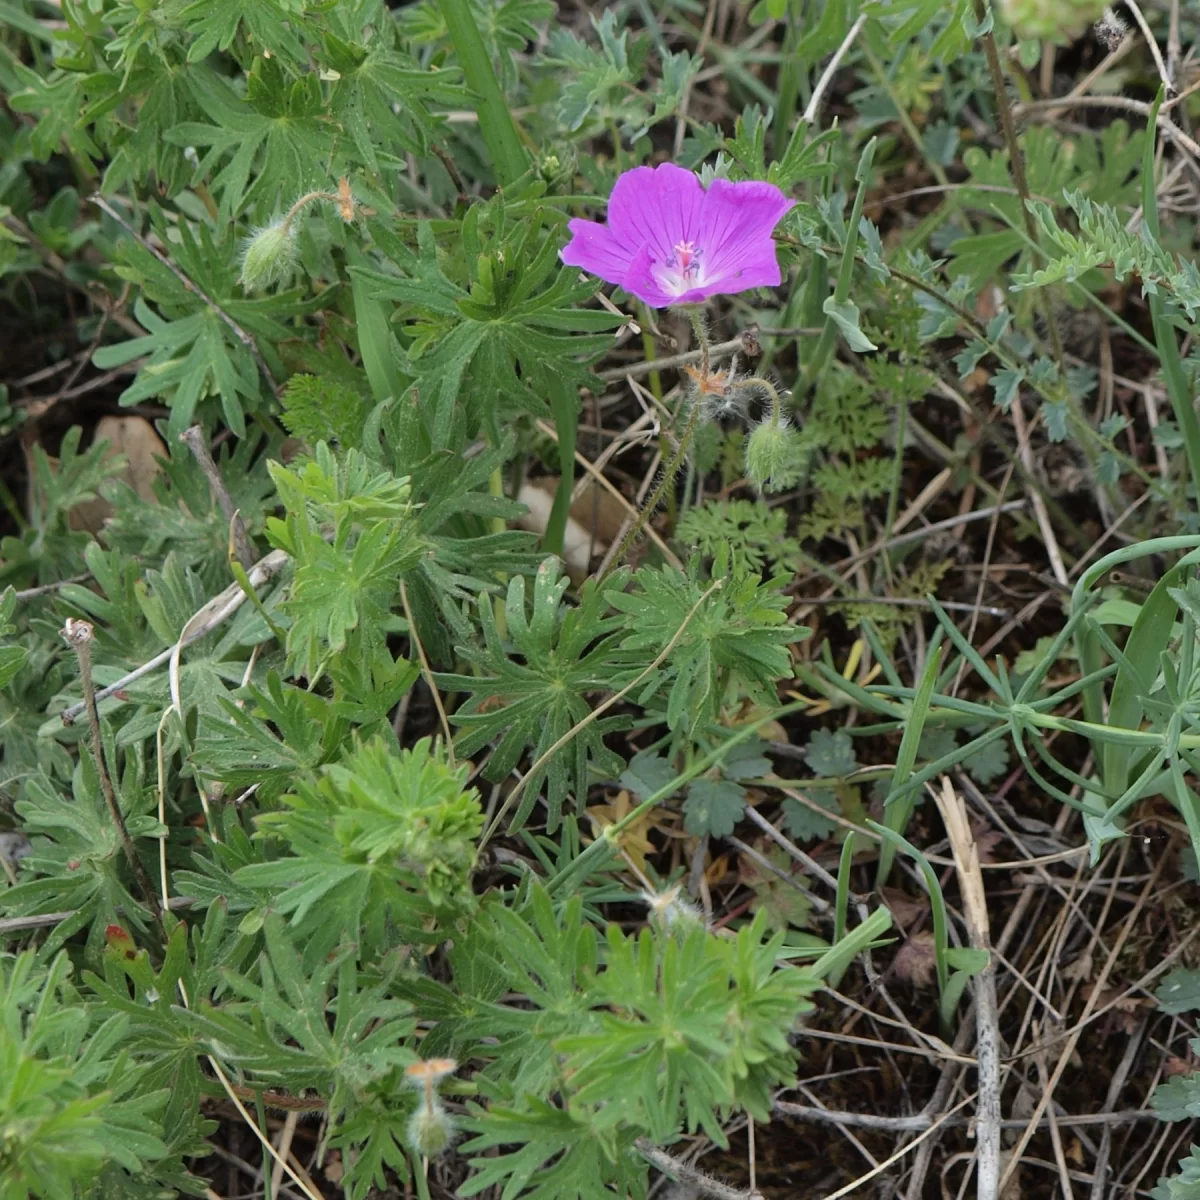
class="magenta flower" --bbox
[560,163,794,309]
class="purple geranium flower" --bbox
[560,163,793,309]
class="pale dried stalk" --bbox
[931,778,999,1200]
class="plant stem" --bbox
[437,0,529,186]
[597,310,710,582]
[972,0,1064,370]
[180,426,255,570]
[61,618,166,939]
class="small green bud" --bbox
[745,416,802,494]
[997,0,1109,42]
[407,1101,455,1158]
[239,221,298,292]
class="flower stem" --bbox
[598,313,711,583]
[734,375,785,424]
[973,0,1065,370]
[280,191,339,235]
[62,619,166,940]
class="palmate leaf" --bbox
[1,756,158,956]
[320,31,465,165]
[93,217,314,440]
[608,565,806,739]
[459,1098,644,1200]
[360,213,620,448]
[438,559,633,831]
[166,64,338,224]
[236,738,482,966]
[178,0,310,65]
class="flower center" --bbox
[655,239,704,296]
[668,239,700,277]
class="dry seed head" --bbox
[403,1058,457,1087]
[61,618,94,646]
[642,884,705,932]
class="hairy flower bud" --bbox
[997,0,1109,41]
[407,1101,455,1158]
[239,221,298,292]
[642,885,705,933]
[745,416,802,494]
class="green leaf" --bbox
[782,793,838,841]
[619,752,678,801]
[683,778,745,838]
[1156,969,1200,1015]
[822,297,877,353]
[438,559,630,831]
[805,729,858,777]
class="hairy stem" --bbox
[972,0,1064,369]
[597,310,711,582]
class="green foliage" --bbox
[0,951,173,1198]
[6,0,1198,1194]
[675,499,801,573]
[239,738,482,960]
[609,563,807,740]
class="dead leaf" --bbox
[1061,951,1093,983]
[587,789,654,873]
[879,886,928,931]
[974,830,1005,864]
[515,481,609,582]
[998,1148,1023,1200]
[892,930,938,989]
[704,853,728,887]
[61,416,165,534]
[1165,1054,1198,1078]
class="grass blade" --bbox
[877,639,942,886]
[437,0,529,187]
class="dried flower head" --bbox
[335,177,357,224]
[561,163,794,309]
[404,1058,458,1087]
[1093,7,1127,50]
[642,884,704,932]
[239,220,298,292]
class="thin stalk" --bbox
[61,619,166,939]
[598,309,710,581]
[805,137,877,387]
[971,0,1064,370]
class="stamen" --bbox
[672,239,701,278]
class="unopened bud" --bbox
[239,221,298,292]
[997,0,1109,41]
[407,1101,455,1158]
[745,416,802,494]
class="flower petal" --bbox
[608,163,707,259]
[697,178,794,290]
[560,218,636,285]
[620,244,679,308]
